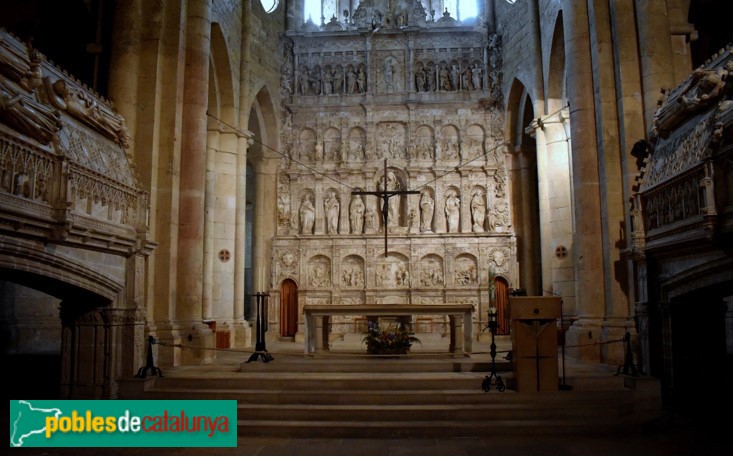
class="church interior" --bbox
[1,0,732,452]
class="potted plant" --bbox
[361,320,421,355]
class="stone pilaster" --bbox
[563,0,606,361]
[176,0,212,322]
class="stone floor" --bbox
[6,335,731,456]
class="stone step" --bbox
[236,417,648,438]
[143,385,633,405]
[152,371,504,391]
[235,399,638,422]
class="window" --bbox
[304,0,321,23]
[260,0,279,14]
[444,0,478,21]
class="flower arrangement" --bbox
[361,320,421,355]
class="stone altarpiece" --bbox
[273,0,515,339]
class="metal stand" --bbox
[482,310,505,392]
[135,335,163,378]
[246,292,273,363]
[616,332,639,377]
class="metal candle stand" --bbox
[246,292,274,363]
[482,307,505,392]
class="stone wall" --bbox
[275,14,517,337]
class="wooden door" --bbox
[495,276,510,335]
[279,279,298,337]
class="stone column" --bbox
[588,0,634,364]
[564,0,606,361]
[212,130,239,341]
[518,147,539,295]
[526,120,551,301]
[634,0,675,129]
[339,187,349,234]
[233,133,253,347]
[253,157,280,298]
[107,0,141,154]
[175,0,214,363]
[314,178,325,235]
[203,133,218,322]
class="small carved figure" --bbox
[325,190,340,234]
[419,190,434,232]
[357,66,367,94]
[415,66,426,92]
[472,64,483,90]
[299,67,310,95]
[440,65,451,91]
[426,66,436,91]
[299,194,315,234]
[445,190,460,233]
[346,67,357,94]
[471,191,486,232]
[450,64,460,91]
[333,67,343,94]
[349,196,365,234]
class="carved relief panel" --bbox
[373,253,410,288]
[308,255,332,288]
[417,254,444,287]
[341,254,365,288]
[377,122,407,159]
[453,253,478,286]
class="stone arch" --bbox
[506,77,541,296]
[418,254,444,287]
[414,125,435,160]
[0,238,136,399]
[453,253,478,286]
[323,127,341,161]
[547,11,567,114]
[340,255,365,288]
[208,23,236,124]
[439,125,460,160]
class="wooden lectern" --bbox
[509,296,562,393]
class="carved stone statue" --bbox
[357,66,367,94]
[346,67,357,94]
[380,170,401,226]
[325,190,340,234]
[472,64,483,90]
[415,66,426,92]
[349,195,365,234]
[471,191,485,232]
[0,81,61,145]
[445,190,460,233]
[299,194,315,234]
[419,190,434,233]
[426,66,435,91]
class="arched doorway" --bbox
[495,276,510,335]
[279,279,298,337]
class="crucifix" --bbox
[352,159,420,257]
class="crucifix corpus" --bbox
[352,159,420,257]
